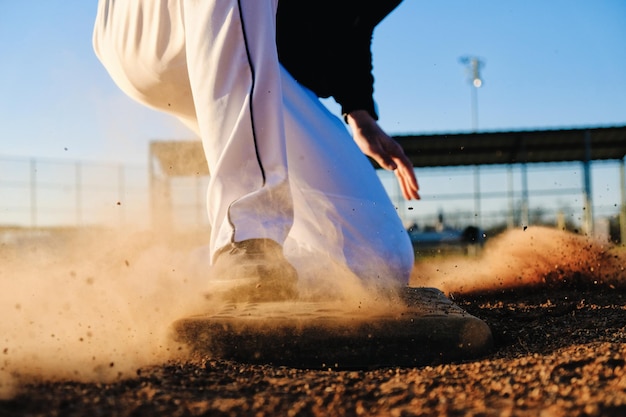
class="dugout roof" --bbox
[150,125,626,176]
[394,125,626,168]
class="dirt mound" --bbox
[2,227,626,416]
[411,226,626,295]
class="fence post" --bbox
[520,163,529,228]
[195,174,203,227]
[30,158,37,227]
[473,165,481,227]
[118,164,126,227]
[75,162,82,226]
[520,137,530,228]
[507,165,515,229]
[619,158,626,245]
[581,130,594,236]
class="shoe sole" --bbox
[171,287,493,369]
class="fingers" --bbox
[372,138,419,200]
[394,163,420,200]
[385,141,419,200]
[345,111,420,200]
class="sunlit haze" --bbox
[0,1,625,229]
[1,1,624,163]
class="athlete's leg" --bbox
[94,0,298,301]
[281,69,414,288]
[92,0,198,133]
[94,0,293,257]
[181,0,293,256]
[93,0,411,290]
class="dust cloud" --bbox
[411,226,626,296]
[0,229,210,399]
[1,225,624,398]
[0,227,380,399]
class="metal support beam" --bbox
[474,165,481,227]
[521,163,529,228]
[30,158,37,227]
[118,164,126,227]
[619,159,626,245]
[75,162,82,226]
[582,130,593,235]
[507,165,514,229]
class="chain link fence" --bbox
[1,155,624,242]
[0,156,148,229]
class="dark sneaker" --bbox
[207,239,298,302]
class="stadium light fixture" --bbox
[459,56,485,132]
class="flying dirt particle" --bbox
[124,260,130,267]
[109,362,115,368]
[116,201,122,206]
[3,349,7,355]
[523,226,528,231]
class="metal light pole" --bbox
[459,56,485,132]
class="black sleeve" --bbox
[276,0,402,121]
[329,24,378,120]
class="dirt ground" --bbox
[1,228,626,416]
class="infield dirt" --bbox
[1,226,625,416]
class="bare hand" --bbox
[346,110,420,200]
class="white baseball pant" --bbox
[93,0,414,286]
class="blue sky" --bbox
[0,1,625,230]
[1,1,624,164]
[372,1,626,134]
